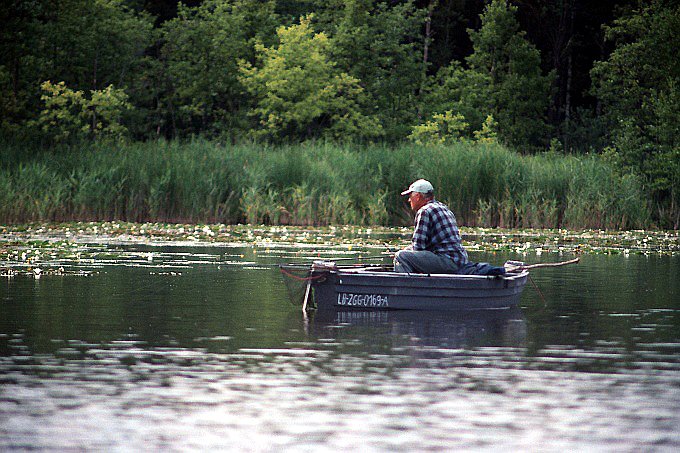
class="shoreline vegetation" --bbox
[4,2,677,229]
[0,140,654,230]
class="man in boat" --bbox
[395,179,505,275]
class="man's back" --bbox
[412,200,468,267]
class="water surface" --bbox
[1,240,678,451]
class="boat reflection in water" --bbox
[307,306,527,349]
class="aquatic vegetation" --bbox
[0,222,677,278]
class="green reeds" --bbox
[0,139,653,229]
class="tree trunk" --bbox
[92,51,99,134]
[418,1,434,121]
[563,0,575,153]
[423,2,432,69]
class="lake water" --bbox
[1,238,679,451]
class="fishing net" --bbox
[279,264,313,306]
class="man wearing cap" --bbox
[395,179,505,275]
[395,179,469,274]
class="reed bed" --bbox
[0,139,650,229]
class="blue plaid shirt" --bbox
[411,199,468,267]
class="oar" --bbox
[505,257,579,272]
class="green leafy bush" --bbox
[238,16,382,142]
[32,81,131,142]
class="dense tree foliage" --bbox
[311,0,426,140]
[590,0,679,226]
[421,0,552,151]
[31,81,131,141]
[0,0,152,130]
[1,0,678,226]
[159,0,279,138]
[238,16,382,141]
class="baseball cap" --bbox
[400,179,434,196]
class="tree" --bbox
[0,1,43,131]
[238,16,382,141]
[421,60,491,137]
[31,81,131,142]
[467,0,554,150]
[159,0,279,138]
[591,0,680,227]
[473,114,499,143]
[423,0,482,71]
[0,0,152,136]
[312,0,427,141]
[422,0,553,151]
[408,110,469,145]
[35,0,152,92]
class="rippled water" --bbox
[1,243,679,451]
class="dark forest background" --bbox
[1,0,678,227]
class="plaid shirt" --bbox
[411,199,468,267]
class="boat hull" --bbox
[309,268,529,311]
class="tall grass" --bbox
[0,139,652,229]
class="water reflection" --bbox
[1,242,679,451]
[309,307,527,349]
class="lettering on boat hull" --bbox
[336,293,389,308]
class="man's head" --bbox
[401,179,434,212]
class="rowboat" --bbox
[281,260,531,311]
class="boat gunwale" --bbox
[328,267,529,282]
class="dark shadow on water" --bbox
[305,307,527,349]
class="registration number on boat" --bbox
[336,293,388,308]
